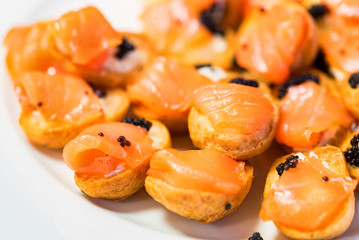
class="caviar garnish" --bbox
[276,155,299,176]
[194,63,212,69]
[278,73,320,99]
[98,132,104,137]
[322,176,329,182]
[89,83,106,98]
[313,48,333,78]
[232,56,247,72]
[37,102,43,107]
[348,73,359,89]
[229,77,259,88]
[225,203,231,210]
[248,232,263,240]
[199,2,225,36]
[122,117,152,131]
[117,136,131,147]
[308,4,330,19]
[343,134,359,166]
[259,7,266,13]
[115,37,136,59]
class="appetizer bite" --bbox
[141,0,242,68]
[276,73,354,151]
[341,131,359,180]
[63,122,155,200]
[146,149,253,223]
[4,6,153,87]
[15,72,105,149]
[188,82,278,160]
[127,57,210,131]
[261,146,357,239]
[235,1,318,84]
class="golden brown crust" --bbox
[188,83,279,160]
[263,146,355,239]
[148,119,171,149]
[19,109,104,149]
[75,159,150,201]
[145,164,253,223]
[100,88,130,122]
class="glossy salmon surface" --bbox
[236,2,317,84]
[4,23,73,79]
[127,57,210,119]
[49,6,122,67]
[15,72,104,123]
[147,148,245,193]
[192,83,274,135]
[276,82,354,149]
[63,122,154,177]
[260,150,357,231]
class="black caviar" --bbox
[115,38,136,59]
[248,232,263,240]
[98,132,104,137]
[276,155,299,176]
[37,102,43,107]
[322,176,329,182]
[225,203,231,210]
[194,63,212,69]
[199,2,225,36]
[89,83,106,98]
[348,73,359,89]
[313,48,333,78]
[117,136,131,147]
[308,4,330,19]
[278,73,319,99]
[229,77,259,88]
[122,117,152,131]
[343,134,359,167]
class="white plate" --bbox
[0,1,358,239]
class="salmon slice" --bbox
[319,14,359,77]
[235,2,317,84]
[147,149,245,193]
[63,122,154,177]
[49,6,122,67]
[15,72,103,122]
[4,22,73,79]
[276,82,354,149]
[192,83,274,135]
[127,57,210,118]
[140,0,237,67]
[260,151,357,231]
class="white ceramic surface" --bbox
[0,1,358,239]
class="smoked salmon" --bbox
[260,146,357,238]
[4,7,153,87]
[63,122,154,200]
[192,83,274,135]
[63,122,153,176]
[189,82,277,159]
[4,22,74,79]
[141,0,240,68]
[276,81,354,149]
[15,72,104,148]
[235,2,318,84]
[145,148,253,223]
[127,57,211,131]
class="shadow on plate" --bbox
[85,187,162,213]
